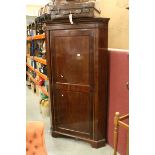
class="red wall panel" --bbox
[107,50,129,155]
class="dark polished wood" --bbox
[45,17,109,148]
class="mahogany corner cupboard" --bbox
[45,18,110,148]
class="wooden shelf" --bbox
[26,54,30,58]
[26,33,48,97]
[26,63,35,71]
[26,63,48,80]
[26,55,47,65]
[34,56,47,65]
[33,34,45,40]
[39,86,49,97]
[27,36,32,41]
[35,69,48,80]
[26,72,48,96]
[26,34,45,41]
[26,54,33,59]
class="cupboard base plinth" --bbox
[90,139,106,148]
[51,131,106,148]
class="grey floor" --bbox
[26,86,116,155]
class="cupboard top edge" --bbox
[44,18,109,31]
[44,17,110,25]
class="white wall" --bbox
[26,0,129,49]
[26,0,50,16]
[95,0,129,49]
[26,5,42,16]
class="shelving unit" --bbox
[26,63,35,71]
[26,72,48,96]
[35,69,48,80]
[26,33,49,97]
[27,34,45,41]
[27,54,47,65]
[34,57,47,65]
[26,63,48,80]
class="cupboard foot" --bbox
[90,139,106,148]
[51,131,60,138]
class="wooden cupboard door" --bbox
[50,29,95,138]
[51,29,94,86]
[54,90,93,138]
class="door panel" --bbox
[55,90,92,137]
[52,29,94,86]
[55,82,91,93]
[51,29,94,138]
[55,35,89,84]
